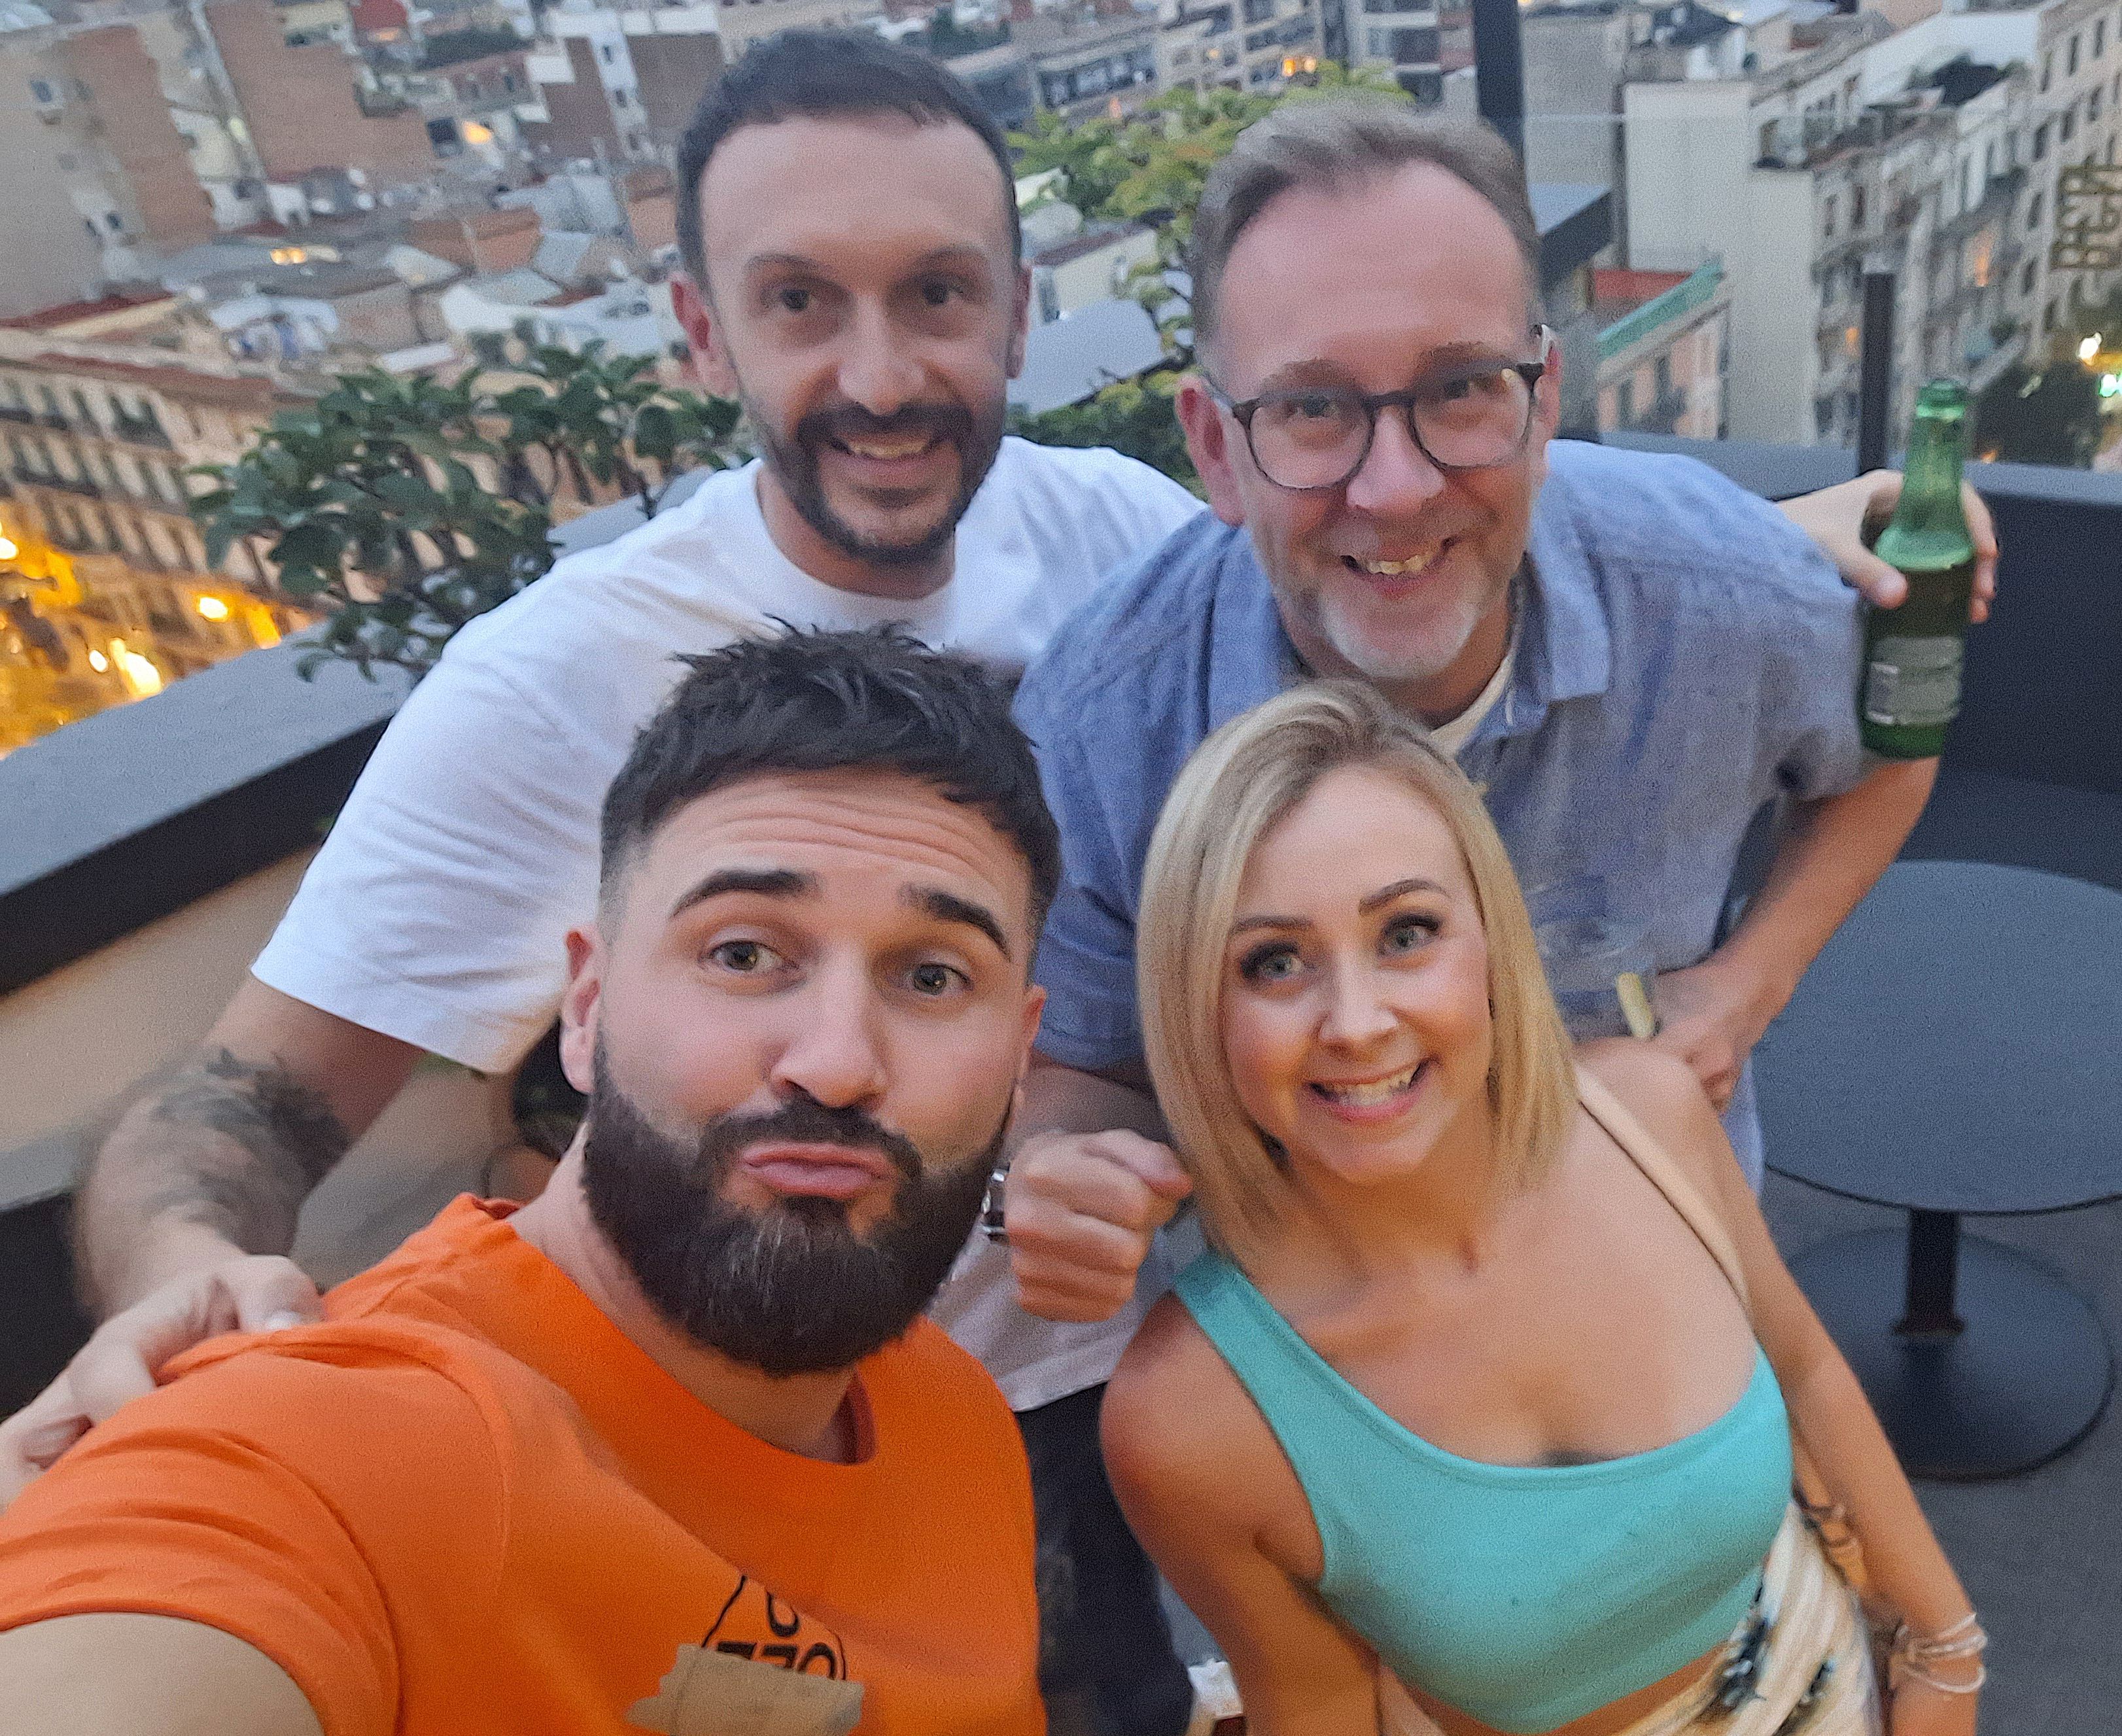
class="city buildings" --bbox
[1623,0,2045,445]
[1593,260,1730,436]
[0,317,311,751]
[1155,0,1325,97]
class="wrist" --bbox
[102,1223,251,1316]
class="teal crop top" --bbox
[1173,1252,1792,1734]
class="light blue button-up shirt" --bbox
[1013,440,1872,1183]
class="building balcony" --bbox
[0,405,34,426]
[16,470,102,500]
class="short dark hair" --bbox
[674,29,1021,288]
[1190,101,1541,365]
[601,627,1061,939]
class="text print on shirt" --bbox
[629,1575,860,1736]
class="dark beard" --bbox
[580,1049,1001,1377]
[748,392,1005,568]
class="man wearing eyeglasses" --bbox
[994,101,1984,1327]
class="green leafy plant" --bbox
[1009,64,1405,480]
[192,347,742,680]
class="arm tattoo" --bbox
[139,1048,353,1254]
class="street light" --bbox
[2081,334,2104,362]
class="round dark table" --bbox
[1756,859,2122,1480]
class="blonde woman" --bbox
[1102,682,1981,1736]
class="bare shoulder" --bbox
[1575,1040,1750,1208]
[1102,1293,1281,1524]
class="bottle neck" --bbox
[1891,415,1968,538]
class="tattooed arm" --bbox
[79,979,420,1313]
[0,982,419,1510]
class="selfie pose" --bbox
[1102,682,1982,1736]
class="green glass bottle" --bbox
[1860,379,1975,757]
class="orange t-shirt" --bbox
[0,1198,1043,1736]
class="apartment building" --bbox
[1593,260,1730,438]
[519,0,725,166]
[1157,0,1321,97]
[0,332,307,728]
[1626,2,2036,445]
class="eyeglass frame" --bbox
[1202,326,1555,493]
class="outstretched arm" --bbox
[1652,757,1936,1110]
[79,979,417,1313]
[0,1614,324,1736]
[1777,470,1997,622]
[0,980,418,1508]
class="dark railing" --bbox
[0,404,34,426]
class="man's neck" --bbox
[756,466,956,605]
[510,1153,861,1463]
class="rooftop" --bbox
[0,291,175,334]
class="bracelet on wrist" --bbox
[1890,1612,1986,1695]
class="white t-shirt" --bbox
[253,436,1203,1410]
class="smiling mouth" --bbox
[1344,542,1448,580]
[831,432,946,462]
[1309,1060,1429,1108]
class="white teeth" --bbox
[1314,1062,1423,1107]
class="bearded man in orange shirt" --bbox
[0,628,1053,1736]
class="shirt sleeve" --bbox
[0,1343,506,1736]
[1758,540,1871,804]
[1013,667,1148,1073]
[250,646,603,1073]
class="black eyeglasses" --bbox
[1206,328,1551,492]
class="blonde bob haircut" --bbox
[1138,680,1576,1264]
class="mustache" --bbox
[691,1094,925,1189]
[798,402,972,452]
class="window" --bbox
[1654,354,1673,402]
[600,41,616,61]
[1615,379,1634,426]
[1851,184,1866,228]
[2029,191,2044,229]
[29,77,55,104]
[2042,50,2053,92]
[2070,33,2081,76]
[2021,256,2037,296]
[612,86,629,105]
[2066,108,2078,143]
[2045,298,2059,332]
[2094,86,2104,120]
[1822,194,1837,237]
[2099,19,2108,56]
[2036,122,2050,160]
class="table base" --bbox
[1790,1227,2115,1481]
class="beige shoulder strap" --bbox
[1574,1069,1753,1315]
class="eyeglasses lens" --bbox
[1247,367,1535,489]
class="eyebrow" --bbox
[1251,345,1521,396]
[742,245,995,282]
[903,884,1013,963]
[669,866,817,921]
[1228,877,1448,937]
